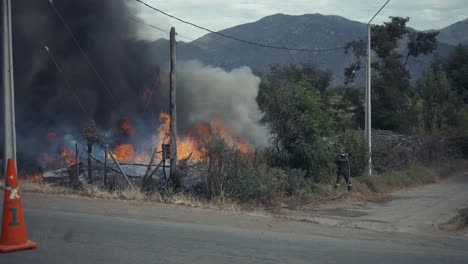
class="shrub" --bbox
[339,130,368,177]
[198,135,288,205]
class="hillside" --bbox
[438,18,468,46]
[152,14,467,84]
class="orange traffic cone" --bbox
[0,159,37,253]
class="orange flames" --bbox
[207,118,250,154]
[112,144,135,161]
[60,146,75,167]
[121,117,136,137]
[29,173,44,182]
[38,112,251,169]
[159,112,170,143]
[156,113,251,161]
[39,144,75,168]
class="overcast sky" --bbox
[128,0,468,41]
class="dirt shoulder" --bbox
[276,173,468,237]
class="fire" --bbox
[39,153,56,165]
[112,144,135,161]
[156,113,251,161]
[121,117,136,137]
[178,137,201,160]
[158,112,170,143]
[209,118,250,154]
[37,113,251,170]
[39,144,75,168]
[60,146,75,167]
[29,173,44,182]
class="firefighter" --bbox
[335,148,352,191]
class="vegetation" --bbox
[257,64,335,182]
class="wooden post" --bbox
[169,27,178,185]
[75,143,79,183]
[109,150,134,190]
[143,148,157,180]
[87,143,93,183]
[104,145,108,187]
[163,158,167,185]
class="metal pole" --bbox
[365,0,390,176]
[169,27,178,182]
[3,0,16,178]
[367,24,372,176]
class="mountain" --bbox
[152,14,468,84]
[176,13,366,83]
[438,18,468,46]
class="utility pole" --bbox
[366,23,372,176]
[3,0,16,178]
[169,27,178,184]
[366,0,390,176]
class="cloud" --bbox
[131,0,467,40]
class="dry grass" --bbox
[352,159,468,194]
[0,177,244,212]
[1,159,465,214]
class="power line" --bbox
[368,0,391,25]
[43,45,90,118]
[408,58,431,66]
[134,0,346,53]
[127,16,195,42]
[48,0,119,106]
[333,64,361,112]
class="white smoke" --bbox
[177,60,269,147]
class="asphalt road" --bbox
[1,193,467,264]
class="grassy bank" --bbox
[1,160,466,212]
[353,159,467,194]
[0,178,243,212]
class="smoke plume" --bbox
[1,0,268,168]
[177,60,268,146]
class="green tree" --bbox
[333,86,365,131]
[417,67,458,134]
[344,17,439,131]
[445,44,468,103]
[257,64,334,181]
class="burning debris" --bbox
[10,0,270,189]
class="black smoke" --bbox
[1,0,268,173]
[1,0,171,158]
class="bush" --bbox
[199,135,288,205]
[227,163,287,204]
[339,131,368,177]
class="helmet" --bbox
[339,148,347,158]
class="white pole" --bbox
[3,0,17,178]
[365,0,390,176]
[367,24,372,176]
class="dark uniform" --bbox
[335,149,352,191]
